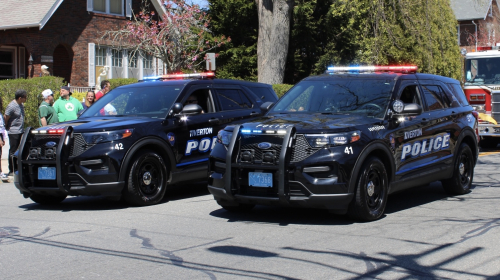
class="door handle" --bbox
[250,112,260,116]
[209,118,220,124]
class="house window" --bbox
[112,49,122,67]
[96,47,106,66]
[143,54,153,69]
[0,49,14,79]
[91,0,123,15]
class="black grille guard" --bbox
[17,126,75,193]
[224,125,295,204]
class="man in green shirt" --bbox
[53,86,83,122]
[38,89,59,126]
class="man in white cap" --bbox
[38,89,58,126]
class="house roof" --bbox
[450,0,495,21]
[0,0,166,31]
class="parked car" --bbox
[208,65,479,221]
[13,73,278,206]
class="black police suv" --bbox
[13,73,278,206]
[208,66,480,221]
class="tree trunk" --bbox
[256,0,293,84]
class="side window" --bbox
[216,89,253,110]
[421,85,446,111]
[398,85,422,106]
[449,83,470,106]
[245,86,278,102]
[183,89,214,113]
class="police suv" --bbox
[208,66,479,221]
[13,73,278,206]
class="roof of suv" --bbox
[306,72,459,84]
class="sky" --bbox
[188,0,209,8]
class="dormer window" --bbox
[88,0,130,16]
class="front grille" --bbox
[29,135,60,160]
[70,133,95,157]
[291,135,320,162]
[238,134,284,163]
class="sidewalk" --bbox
[1,158,10,183]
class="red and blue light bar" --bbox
[143,72,215,80]
[326,65,418,74]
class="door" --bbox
[174,85,223,169]
[212,85,262,123]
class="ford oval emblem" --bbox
[258,142,272,149]
[45,141,57,148]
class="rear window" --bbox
[245,86,278,102]
[448,83,470,106]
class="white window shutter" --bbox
[87,0,93,11]
[88,43,96,87]
[157,58,164,75]
[126,0,132,17]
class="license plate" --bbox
[249,172,272,188]
[38,167,56,180]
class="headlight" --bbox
[82,129,134,144]
[304,131,361,148]
[217,130,233,145]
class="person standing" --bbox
[82,90,96,110]
[4,89,27,176]
[0,98,9,180]
[53,85,83,122]
[95,80,110,100]
[38,89,59,126]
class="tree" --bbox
[256,0,294,84]
[329,0,462,80]
[101,0,230,73]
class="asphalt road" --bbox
[1,151,500,279]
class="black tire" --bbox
[441,143,474,195]
[217,201,255,212]
[30,193,67,204]
[348,157,389,221]
[479,137,499,149]
[123,150,168,206]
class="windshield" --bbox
[465,57,500,85]
[270,79,395,118]
[79,84,184,118]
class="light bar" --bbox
[326,65,418,73]
[477,46,492,51]
[158,72,215,80]
[32,129,64,135]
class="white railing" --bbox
[70,86,96,93]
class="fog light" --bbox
[262,151,275,164]
[29,148,41,159]
[45,148,56,159]
[241,150,254,163]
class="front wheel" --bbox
[441,143,474,195]
[348,157,388,221]
[30,193,67,205]
[123,150,168,206]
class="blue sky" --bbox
[188,0,208,8]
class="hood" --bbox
[34,116,155,133]
[238,114,381,133]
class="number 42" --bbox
[114,143,124,150]
[344,146,353,154]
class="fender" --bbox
[453,127,479,164]
[119,136,176,182]
[348,140,395,194]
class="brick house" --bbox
[450,0,500,52]
[0,0,166,88]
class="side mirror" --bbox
[172,103,183,114]
[181,104,203,115]
[260,101,274,112]
[390,100,422,117]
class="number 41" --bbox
[344,146,353,154]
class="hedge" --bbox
[272,84,293,98]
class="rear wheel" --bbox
[348,157,388,221]
[441,143,474,195]
[30,193,67,204]
[479,137,499,149]
[123,150,168,206]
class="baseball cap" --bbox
[61,86,70,91]
[41,89,53,99]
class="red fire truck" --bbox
[464,46,500,149]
